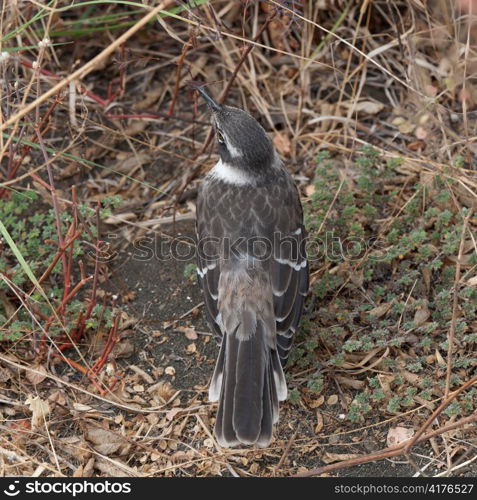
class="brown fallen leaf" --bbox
[322,452,361,464]
[467,275,477,287]
[314,411,324,434]
[273,132,292,157]
[166,407,182,421]
[309,394,325,409]
[435,349,446,367]
[386,426,414,447]
[327,394,339,405]
[369,301,393,319]
[25,395,50,431]
[85,426,125,456]
[26,364,47,385]
[176,326,198,340]
[336,376,365,390]
[342,100,385,115]
[414,302,430,326]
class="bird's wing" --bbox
[269,182,309,366]
[196,180,226,341]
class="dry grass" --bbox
[0,0,476,477]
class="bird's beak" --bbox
[197,87,221,112]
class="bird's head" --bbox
[197,87,276,175]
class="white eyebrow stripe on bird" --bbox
[226,140,241,158]
[274,257,307,271]
[208,159,253,185]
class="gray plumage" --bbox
[195,89,308,447]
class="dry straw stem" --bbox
[0,0,173,133]
[267,0,426,99]
[0,0,337,136]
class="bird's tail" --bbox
[208,320,287,448]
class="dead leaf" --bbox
[0,366,12,383]
[305,184,315,197]
[26,364,47,385]
[336,376,365,390]
[327,395,338,405]
[435,349,446,366]
[343,100,384,115]
[322,452,361,464]
[176,327,198,340]
[414,303,430,326]
[386,426,414,447]
[94,457,137,477]
[25,395,50,430]
[369,301,393,319]
[48,390,67,406]
[73,403,94,412]
[165,366,176,376]
[273,132,292,157]
[309,394,325,409]
[186,343,197,354]
[401,370,421,386]
[166,407,182,421]
[147,381,174,401]
[415,126,428,140]
[314,411,324,434]
[392,116,415,134]
[422,267,432,294]
[85,426,125,456]
[467,275,477,287]
[0,291,16,318]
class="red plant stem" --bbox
[20,58,60,79]
[29,172,54,191]
[0,94,59,197]
[107,371,123,391]
[37,230,82,285]
[65,186,78,316]
[90,315,120,375]
[61,276,93,307]
[34,128,69,305]
[20,57,110,108]
[169,38,192,116]
[57,311,85,351]
[52,353,106,395]
[65,204,102,348]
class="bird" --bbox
[194,86,309,448]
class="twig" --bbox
[274,429,298,475]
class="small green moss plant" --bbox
[288,147,477,421]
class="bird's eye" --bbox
[216,131,225,144]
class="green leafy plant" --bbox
[289,147,477,423]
